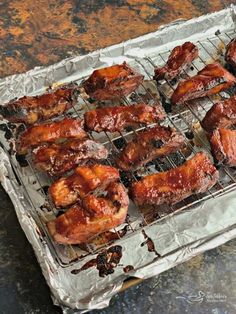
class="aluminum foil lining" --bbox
[0,5,236,312]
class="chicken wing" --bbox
[201,95,236,133]
[171,63,236,105]
[33,139,108,176]
[49,164,120,208]
[131,152,219,206]
[18,118,87,155]
[83,62,144,100]
[210,128,236,166]
[0,84,78,125]
[47,182,129,244]
[154,42,199,81]
[225,38,236,68]
[84,104,166,133]
[116,125,185,171]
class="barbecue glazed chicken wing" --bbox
[84,104,166,133]
[47,182,129,244]
[49,164,120,208]
[171,63,236,105]
[18,118,87,155]
[116,125,185,171]
[0,84,78,125]
[210,128,236,166]
[33,139,108,176]
[83,62,144,100]
[201,95,236,133]
[154,42,199,81]
[225,38,236,68]
[131,152,219,206]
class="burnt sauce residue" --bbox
[141,230,160,257]
[123,265,134,273]
[0,123,13,140]
[0,122,23,141]
[71,245,122,277]
[15,153,28,167]
[0,122,29,166]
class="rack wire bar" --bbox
[8,29,236,266]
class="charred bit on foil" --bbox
[0,123,13,140]
[71,245,122,277]
[141,230,160,257]
[123,265,134,273]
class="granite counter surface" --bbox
[0,0,235,78]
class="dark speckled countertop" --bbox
[0,0,235,78]
[1,1,236,313]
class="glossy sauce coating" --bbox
[117,125,185,171]
[154,42,199,81]
[33,138,108,176]
[83,62,144,100]
[225,38,236,68]
[201,95,236,133]
[49,164,120,208]
[210,128,236,166]
[47,182,129,244]
[171,63,236,105]
[131,152,219,206]
[0,84,78,125]
[18,118,87,155]
[84,103,166,133]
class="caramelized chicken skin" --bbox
[225,38,236,68]
[0,84,78,125]
[154,42,199,81]
[33,139,108,176]
[83,62,144,100]
[201,95,236,133]
[171,63,236,105]
[49,164,120,208]
[131,152,219,206]
[84,104,166,133]
[210,128,236,166]
[18,118,86,155]
[47,182,129,244]
[116,125,185,171]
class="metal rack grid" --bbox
[8,29,236,266]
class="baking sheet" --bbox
[1,5,236,312]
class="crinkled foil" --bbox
[1,6,236,313]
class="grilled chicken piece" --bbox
[201,95,236,133]
[84,104,166,133]
[210,128,236,166]
[18,118,86,155]
[33,139,108,176]
[0,84,78,125]
[116,125,185,171]
[83,62,144,100]
[49,164,120,208]
[225,38,236,68]
[47,182,129,244]
[154,42,199,81]
[171,63,236,105]
[131,152,219,206]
